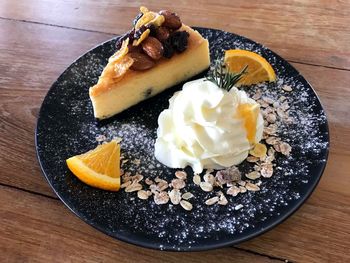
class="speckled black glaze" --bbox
[35,28,329,251]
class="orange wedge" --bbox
[66,140,121,191]
[224,49,276,85]
[236,103,260,144]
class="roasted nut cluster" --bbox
[114,9,190,71]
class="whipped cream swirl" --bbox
[154,78,263,173]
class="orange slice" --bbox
[66,140,121,191]
[224,49,276,85]
[236,103,260,144]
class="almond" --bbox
[159,10,182,30]
[129,52,155,71]
[141,36,164,60]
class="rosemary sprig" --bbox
[206,59,248,91]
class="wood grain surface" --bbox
[0,1,349,262]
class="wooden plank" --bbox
[0,186,281,263]
[240,175,350,262]
[1,18,349,262]
[0,0,349,69]
[0,19,110,198]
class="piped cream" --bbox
[154,78,263,173]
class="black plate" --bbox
[35,27,329,251]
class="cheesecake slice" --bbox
[89,8,210,120]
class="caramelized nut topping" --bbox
[129,52,155,71]
[141,36,164,60]
[159,10,182,29]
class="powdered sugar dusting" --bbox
[36,28,329,251]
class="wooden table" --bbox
[1,1,349,262]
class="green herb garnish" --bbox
[206,59,248,91]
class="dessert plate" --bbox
[35,27,329,251]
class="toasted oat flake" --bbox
[180,200,193,211]
[175,171,187,180]
[264,124,277,135]
[273,101,280,108]
[280,142,292,156]
[171,178,185,189]
[227,186,240,196]
[266,136,280,145]
[157,181,169,191]
[280,101,290,111]
[239,186,247,193]
[282,85,293,92]
[217,191,228,205]
[266,113,277,123]
[149,184,158,194]
[204,173,215,185]
[261,163,274,178]
[125,181,142,192]
[258,100,269,108]
[120,180,132,189]
[145,178,154,185]
[193,174,201,185]
[252,89,262,100]
[262,96,275,105]
[246,171,261,180]
[169,189,181,205]
[182,192,194,200]
[133,173,143,182]
[238,180,246,187]
[279,95,287,102]
[200,181,213,192]
[154,191,169,205]
[137,190,149,200]
[273,143,282,152]
[245,182,260,191]
[154,177,162,183]
[122,172,132,182]
[268,147,276,156]
[265,154,275,163]
[205,196,219,206]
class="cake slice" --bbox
[89,7,210,120]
